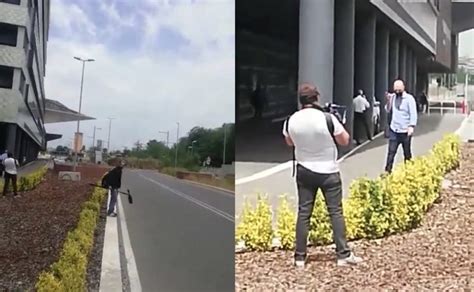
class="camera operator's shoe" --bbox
[337,253,363,266]
[108,212,117,217]
[294,259,305,268]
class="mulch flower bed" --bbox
[235,143,474,291]
[0,171,102,291]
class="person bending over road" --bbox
[102,160,125,217]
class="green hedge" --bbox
[0,166,48,192]
[36,186,107,291]
[236,134,461,250]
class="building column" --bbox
[406,48,413,93]
[333,0,355,137]
[5,124,17,155]
[375,24,390,129]
[355,11,376,135]
[388,34,399,90]
[413,55,417,96]
[399,41,407,83]
[298,0,334,105]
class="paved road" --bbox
[235,113,466,223]
[120,169,234,292]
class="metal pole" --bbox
[223,124,227,165]
[167,132,169,148]
[73,61,86,171]
[174,122,179,173]
[107,118,114,151]
[92,126,96,149]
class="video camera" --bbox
[322,103,347,125]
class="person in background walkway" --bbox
[2,152,19,197]
[353,89,372,145]
[283,83,363,268]
[101,160,125,217]
[384,80,418,173]
[0,150,7,178]
[419,91,429,113]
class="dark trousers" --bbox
[3,173,18,196]
[295,165,351,260]
[354,112,371,143]
[385,130,412,173]
[108,188,118,214]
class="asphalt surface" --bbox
[120,169,234,292]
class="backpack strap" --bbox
[324,112,337,145]
[285,115,297,177]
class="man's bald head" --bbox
[393,80,405,92]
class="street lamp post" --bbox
[174,122,179,173]
[73,56,95,171]
[92,126,101,150]
[107,117,115,152]
[191,140,197,156]
[159,131,170,147]
[223,124,227,166]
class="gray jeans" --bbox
[108,188,118,214]
[295,165,351,260]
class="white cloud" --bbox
[44,0,234,151]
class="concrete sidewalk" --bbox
[235,113,467,222]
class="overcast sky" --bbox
[459,29,474,58]
[44,0,235,151]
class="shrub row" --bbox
[0,166,48,192]
[36,186,107,291]
[236,134,461,250]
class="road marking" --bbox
[164,175,235,198]
[139,174,234,223]
[235,161,293,185]
[117,194,142,292]
[235,132,385,185]
[100,190,123,292]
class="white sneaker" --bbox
[294,259,305,268]
[337,253,363,266]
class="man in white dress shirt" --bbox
[353,90,372,145]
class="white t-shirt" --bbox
[3,158,19,175]
[283,108,344,174]
[353,95,370,113]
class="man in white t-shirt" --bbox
[2,152,19,197]
[353,89,372,145]
[283,83,363,268]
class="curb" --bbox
[100,190,122,292]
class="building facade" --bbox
[0,0,50,163]
[236,0,473,162]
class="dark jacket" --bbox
[101,166,122,189]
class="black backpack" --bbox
[284,108,336,177]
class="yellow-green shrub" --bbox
[235,195,273,251]
[309,191,333,245]
[276,195,296,249]
[36,186,107,291]
[236,134,461,251]
[0,166,47,192]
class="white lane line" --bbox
[117,194,142,292]
[235,161,293,185]
[455,113,474,141]
[235,132,385,185]
[139,174,234,223]
[161,175,235,198]
[100,190,123,292]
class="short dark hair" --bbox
[298,83,320,105]
[7,152,13,158]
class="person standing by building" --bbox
[353,89,372,145]
[384,80,418,173]
[419,91,429,113]
[2,152,19,197]
[0,150,7,178]
[283,83,363,268]
[101,160,125,217]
